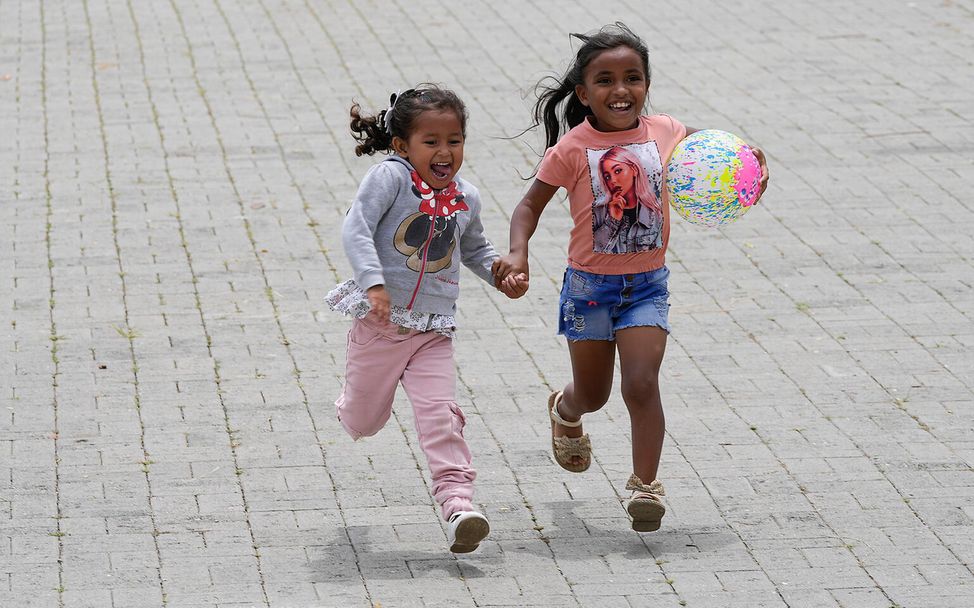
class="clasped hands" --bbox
[491,254,528,299]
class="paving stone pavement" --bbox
[2,0,973,606]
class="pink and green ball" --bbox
[665,130,761,227]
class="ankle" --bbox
[442,497,474,521]
[554,393,581,423]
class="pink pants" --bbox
[335,315,475,520]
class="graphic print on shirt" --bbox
[393,170,469,273]
[587,142,664,254]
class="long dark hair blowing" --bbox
[349,84,468,157]
[531,22,651,152]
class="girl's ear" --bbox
[392,136,408,157]
[574,84,590,108]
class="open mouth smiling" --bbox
[431,162,452,180]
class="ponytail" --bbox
[349,100,393,157]
[531,69,591,152]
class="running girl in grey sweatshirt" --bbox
[325,85,526,553]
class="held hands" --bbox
[366,285,391,324]
[498,272,529,299]
[491,254,530,299]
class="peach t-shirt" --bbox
[537,114,686,274]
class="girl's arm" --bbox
[458,198,530,299]
[491,179,560,286]
[458,198,501,285]
[343,163,398,322]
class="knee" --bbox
[338,416,382,440]
[335,397,391,440]
[620,375,659,406]
[570,385,611,413]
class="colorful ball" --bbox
[665,129,761,227]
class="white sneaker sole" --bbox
[450,516,490,553]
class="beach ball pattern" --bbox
[665,130,761,227]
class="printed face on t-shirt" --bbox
[586,143,664,254]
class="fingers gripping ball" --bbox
[665,130,761,227]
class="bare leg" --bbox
[552,339,615,469]
[614,326,667,483]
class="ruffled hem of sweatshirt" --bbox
[325,280,456,338]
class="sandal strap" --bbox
[625,474,665,496]
[548,391,582,428]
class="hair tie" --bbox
[382,90,401,135]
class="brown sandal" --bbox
[548,391,591,473]
[626,474,666,532]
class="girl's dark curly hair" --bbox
[530,22,651,153]
[349,85,468,156]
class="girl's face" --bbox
[602,159,636,199]
[575,45,649,132]
[393,109,465,190]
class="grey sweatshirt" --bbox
[342,156,498,316]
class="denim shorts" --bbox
[558,266,671,341]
